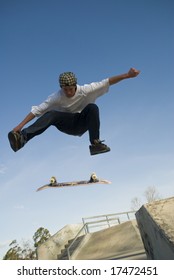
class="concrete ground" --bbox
[71,220,146,260]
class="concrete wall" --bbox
[37,223,83,260]
[136,197,174,260]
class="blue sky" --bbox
[0,0,174,258]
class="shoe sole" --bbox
[90,148,111,156]
[8,131,20,152]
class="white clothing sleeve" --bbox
[31,78,110,116]
[31,93,60,117]
[81,78,109,98]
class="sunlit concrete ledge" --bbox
[136,197,174,260]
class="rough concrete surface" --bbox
[72,220,146,260]
[136,197,174,260]
[37,197,174,260]
[37,223,83,260]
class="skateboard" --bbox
[36,173,111,191]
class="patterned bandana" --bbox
[59,72,77,88]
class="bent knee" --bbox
[85,103,99,112]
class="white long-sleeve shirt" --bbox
[31,78,110,117]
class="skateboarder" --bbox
[8,68,140,155]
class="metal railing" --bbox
[67,223,87,260]
[82,211,136,233]
[67,210,136,259]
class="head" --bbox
[59,72,77,98]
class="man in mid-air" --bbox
[8,68,140,155]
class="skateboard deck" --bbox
[36,173,111,192]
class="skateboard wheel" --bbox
[50,176,57,184]
[91,173,97,180]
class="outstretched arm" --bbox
[12,92,58,132]
[13,112,35,132]
[109,68,140,85]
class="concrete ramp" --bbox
[37,224,83,260]
[136,197,174,259]
[71,220,146,260]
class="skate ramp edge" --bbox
[136,197,174,260]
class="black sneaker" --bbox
[8,131,26,152]
[89,140,110,155]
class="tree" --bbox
[3,239,35,260]
[33,227,51,248]
[3,240,22,260]
[131,197,142,211]
[130,186,161,211]
[144,186,160,203]
[3,227,51,260]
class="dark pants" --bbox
[22,104,100,144]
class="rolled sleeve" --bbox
[31,92,60,117]
[82,78,110,97]
[31,105,46,117]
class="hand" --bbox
[13,124,23,132]
[12,112,35,132]
[127,68,140,78]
